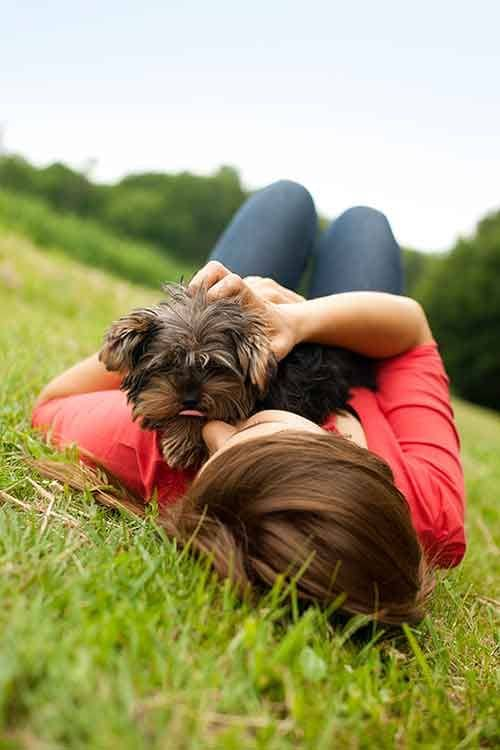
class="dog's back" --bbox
[256,342,377,425]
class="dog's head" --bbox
[99,283,277,433]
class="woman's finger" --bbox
[188,260,231,292]
[206,272,244,302]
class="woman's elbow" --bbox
[33,389,54,411]
[431,539,467,568]
[32,390,59,428]
[420,519,467,568]
[413,301,435,346]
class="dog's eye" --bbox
[205,365,227,377]
[158,356,181,374]
[208,364,240,380]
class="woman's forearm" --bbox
[287,292,434,357]
[34,352,123,408]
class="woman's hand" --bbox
[188,261,301,361]
[243,276,305,304]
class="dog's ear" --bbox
[99,308,159,372]
[235,329,276,397]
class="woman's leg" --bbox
[308,206,405,297]
[208,180,317,290]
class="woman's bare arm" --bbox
[34,352,123,408]
[284,291,434,358]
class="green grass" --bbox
[1,231,499,749]
[0,188,195,288]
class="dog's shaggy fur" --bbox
[99,283,377,470]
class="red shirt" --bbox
[32,341,466,568]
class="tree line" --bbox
[0,155,246,266]
[1,154,499,412]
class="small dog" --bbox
[99,283,377,470]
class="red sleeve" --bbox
[31,391,193,507]
[375,342,466,566]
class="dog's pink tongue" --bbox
[179,409,206,417]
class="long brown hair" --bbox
[30,429,434,625]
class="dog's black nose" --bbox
[183,387,200,407]
[182,397,199,408]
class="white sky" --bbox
[1,0,499,251]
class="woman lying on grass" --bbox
[31,181,466,626]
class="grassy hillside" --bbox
[0,232,498,749]
[0,188,196,288]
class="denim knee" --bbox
[335,205,391,231]
[264,179,317,228]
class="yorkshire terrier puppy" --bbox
[99,283,376,470]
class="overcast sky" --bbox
[1,1,499,251]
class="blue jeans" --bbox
[208,180,405,297]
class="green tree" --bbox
[0,154,39,194]
[418,208,500,409]
[104,167,247,264]
[37,162,100,215]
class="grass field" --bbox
[0,231,498,749]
